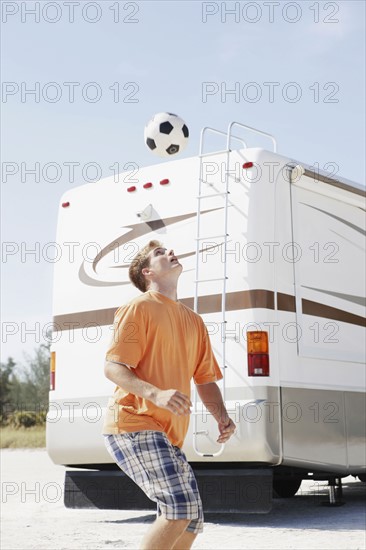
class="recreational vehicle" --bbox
[46,123,366,511]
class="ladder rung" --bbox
[194,277,228,283]
[195,234,228,241]
[197,192,230,199]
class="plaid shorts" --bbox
[103,431,204,534]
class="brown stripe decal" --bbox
[53,290,365,331]
[53,307,117,331]
[53,290,275,330]
[302,299,366,328]
[181,290,275,314]
[277,292,296,313]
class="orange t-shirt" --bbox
[102,290,223,448]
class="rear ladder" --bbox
[192,122,277,457]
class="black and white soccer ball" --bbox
[144,112,189,158]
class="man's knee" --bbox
[157,516,191,533]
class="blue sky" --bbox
[1,0,365,364]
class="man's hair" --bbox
[128,240,163,293]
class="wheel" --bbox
[358,474,366,483]
[273,478,302,498]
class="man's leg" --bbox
[171,528,198,550]
[104,433,202,549]
[140,516,191,550]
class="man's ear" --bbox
[142,267,151,277]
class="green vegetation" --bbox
[1,426,46,448]
[0,343,50,448]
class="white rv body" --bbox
[47,139,366,480]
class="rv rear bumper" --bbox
[64,468,273,513]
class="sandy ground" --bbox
[1,449,365,550]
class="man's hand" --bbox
[153,389,192,416]
[195,382,236,444]
[217,416,236,444]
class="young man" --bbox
[102,240,236,550]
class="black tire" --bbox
[273,478,302,498]
[358,474,366,483]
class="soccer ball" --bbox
[144,112,189,158]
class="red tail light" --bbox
[247,331,269,376]
[242,162,254,169]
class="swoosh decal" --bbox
[78,207,223,287]
[329,229,365,252]
[302,168,366,198]
[302,286,366,307]
[300,203,366,236]
[301,299,365,327]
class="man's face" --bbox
[143,246,182,283]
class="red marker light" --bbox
[62,202,70,208]
[242,162,253,169]
[127,186,136,192]
[143,182,153,189]
[160,178,170,185]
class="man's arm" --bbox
[104,361,192,416]
[196,382,236,443]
